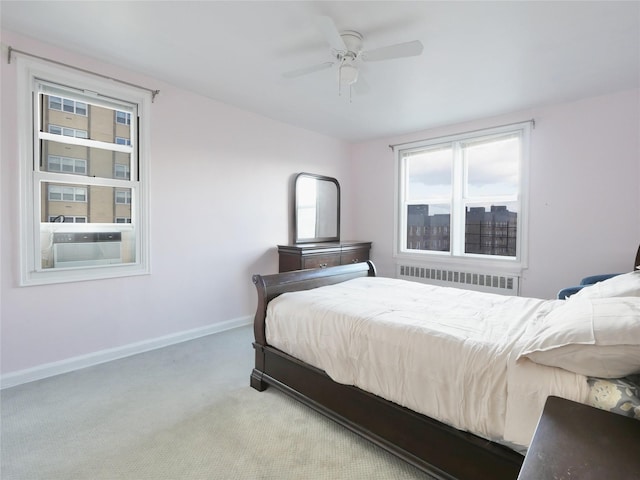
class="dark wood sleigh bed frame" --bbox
[250,261,524,480]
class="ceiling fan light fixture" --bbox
[339,62,359,86]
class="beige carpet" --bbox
[1,325,435,479]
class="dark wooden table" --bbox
[517,396,640,479]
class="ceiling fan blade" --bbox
[362,40,424,62]
[315,15,347,52]
[282,61,334,79]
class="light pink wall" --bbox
[0,31,353,375]
[349,89,640,299]
[2,31,638,377]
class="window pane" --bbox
[42,94,133,144]
[39,226,136,270]
[76,102,87,116]
[41,178,136,272]
[405,147,453,200]
[48,156,61,170]
[114,163,130,179]
[464,203,517,257]
[62,98,74,113]
[49,96,62,110]
[115,189,132,205]
[42,183,132,224]
[62,127,76,137]
[116,111,131,125]
[464,136,519,197]
[61,187,77,201]
[406,204,451,252]
[41,140,131,180]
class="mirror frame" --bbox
[294,172,340,244]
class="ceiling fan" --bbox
[283,16,424,96]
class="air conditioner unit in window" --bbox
[52,232,122,268]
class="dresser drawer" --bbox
[340,247,369,265]
[302,253,341,269]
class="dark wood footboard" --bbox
[250,262,523,480]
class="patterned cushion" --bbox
[587,375,640,419]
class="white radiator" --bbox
[397,264,520,296]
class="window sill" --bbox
[20,263,150,287]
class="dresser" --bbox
[277,241,371,272]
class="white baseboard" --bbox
[1,315,253,389]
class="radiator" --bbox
[397,264,520,296]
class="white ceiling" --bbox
[1,1,639,142]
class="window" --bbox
[48,96,87,116]
[396,122,530,270]
[47,155,87,175]
[115,189,132,204]
[48,185,87,202]
[114,163,130,179]
[17,56,150,285]
[48,124,88,138]
[115,110,131,125]
[48,215,87,223]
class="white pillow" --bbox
[519,296,640,378]
[572,271,640,299]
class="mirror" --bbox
[294,172,340,244]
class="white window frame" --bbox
[394,122,531,274]
[17,55,151,286]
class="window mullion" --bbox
[451,142,464,256]
[399,155,409,252]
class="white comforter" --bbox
[265,276,590,449]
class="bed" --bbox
[250,261,640,480]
